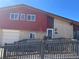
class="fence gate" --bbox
[1,39,79,59]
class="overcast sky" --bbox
[0,0,79,21]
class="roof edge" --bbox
[0,4,78,24]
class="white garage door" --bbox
[2,29,20,44]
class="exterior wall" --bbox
[0,18,74,45]
[20,30,46,40]
[1,29,46,45]
[0,5,51,32]
[54,18,73,38]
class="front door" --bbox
[47,28,53,39]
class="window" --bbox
[48,16,54,28]
[10,13,36,22]
[10,13,19,20]
[20,13,26,20]
[27,14,36,22]
[47,28,53,38]
[27,14,31,21]
[29,32,36,39]
[74,31,79,40]
[31,14,36,21]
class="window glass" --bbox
[48,16,54,28]
[27,15,31,20]
[29,32,36,39]
[29,33,33,39]
[47,28,53,38]
[10,13,19,20]
[27,14,36,21]
[20,13,26,20]
[10,13,14,19]
[31,15,36,21]
[48,30,52,38]
[14,13,19,20]
[10,13,36,22]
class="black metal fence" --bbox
[1,38,79,59]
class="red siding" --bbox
[0,6,51,32]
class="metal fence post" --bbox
[41,36,47,59]
[77,41,79,56]
[3,48,6,59]
[41,39,44,59]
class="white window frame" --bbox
[27,14,36,22]
[47,28,54,38]
[27,14,31,21]
[29,32,36,39]
[10,13,36,22]
[31,14,36,21]
[20,13,26,21]
[10,13,19,20]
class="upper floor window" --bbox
[48,16,54,24]
[10,13,19,20]
[27,14,36,22]
[20,13,26,20]
[47,16,54,28]
[10,13,36,22]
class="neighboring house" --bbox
[0,4,78,45]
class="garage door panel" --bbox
[3,30,20,44]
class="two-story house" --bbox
[0,4,79,45]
